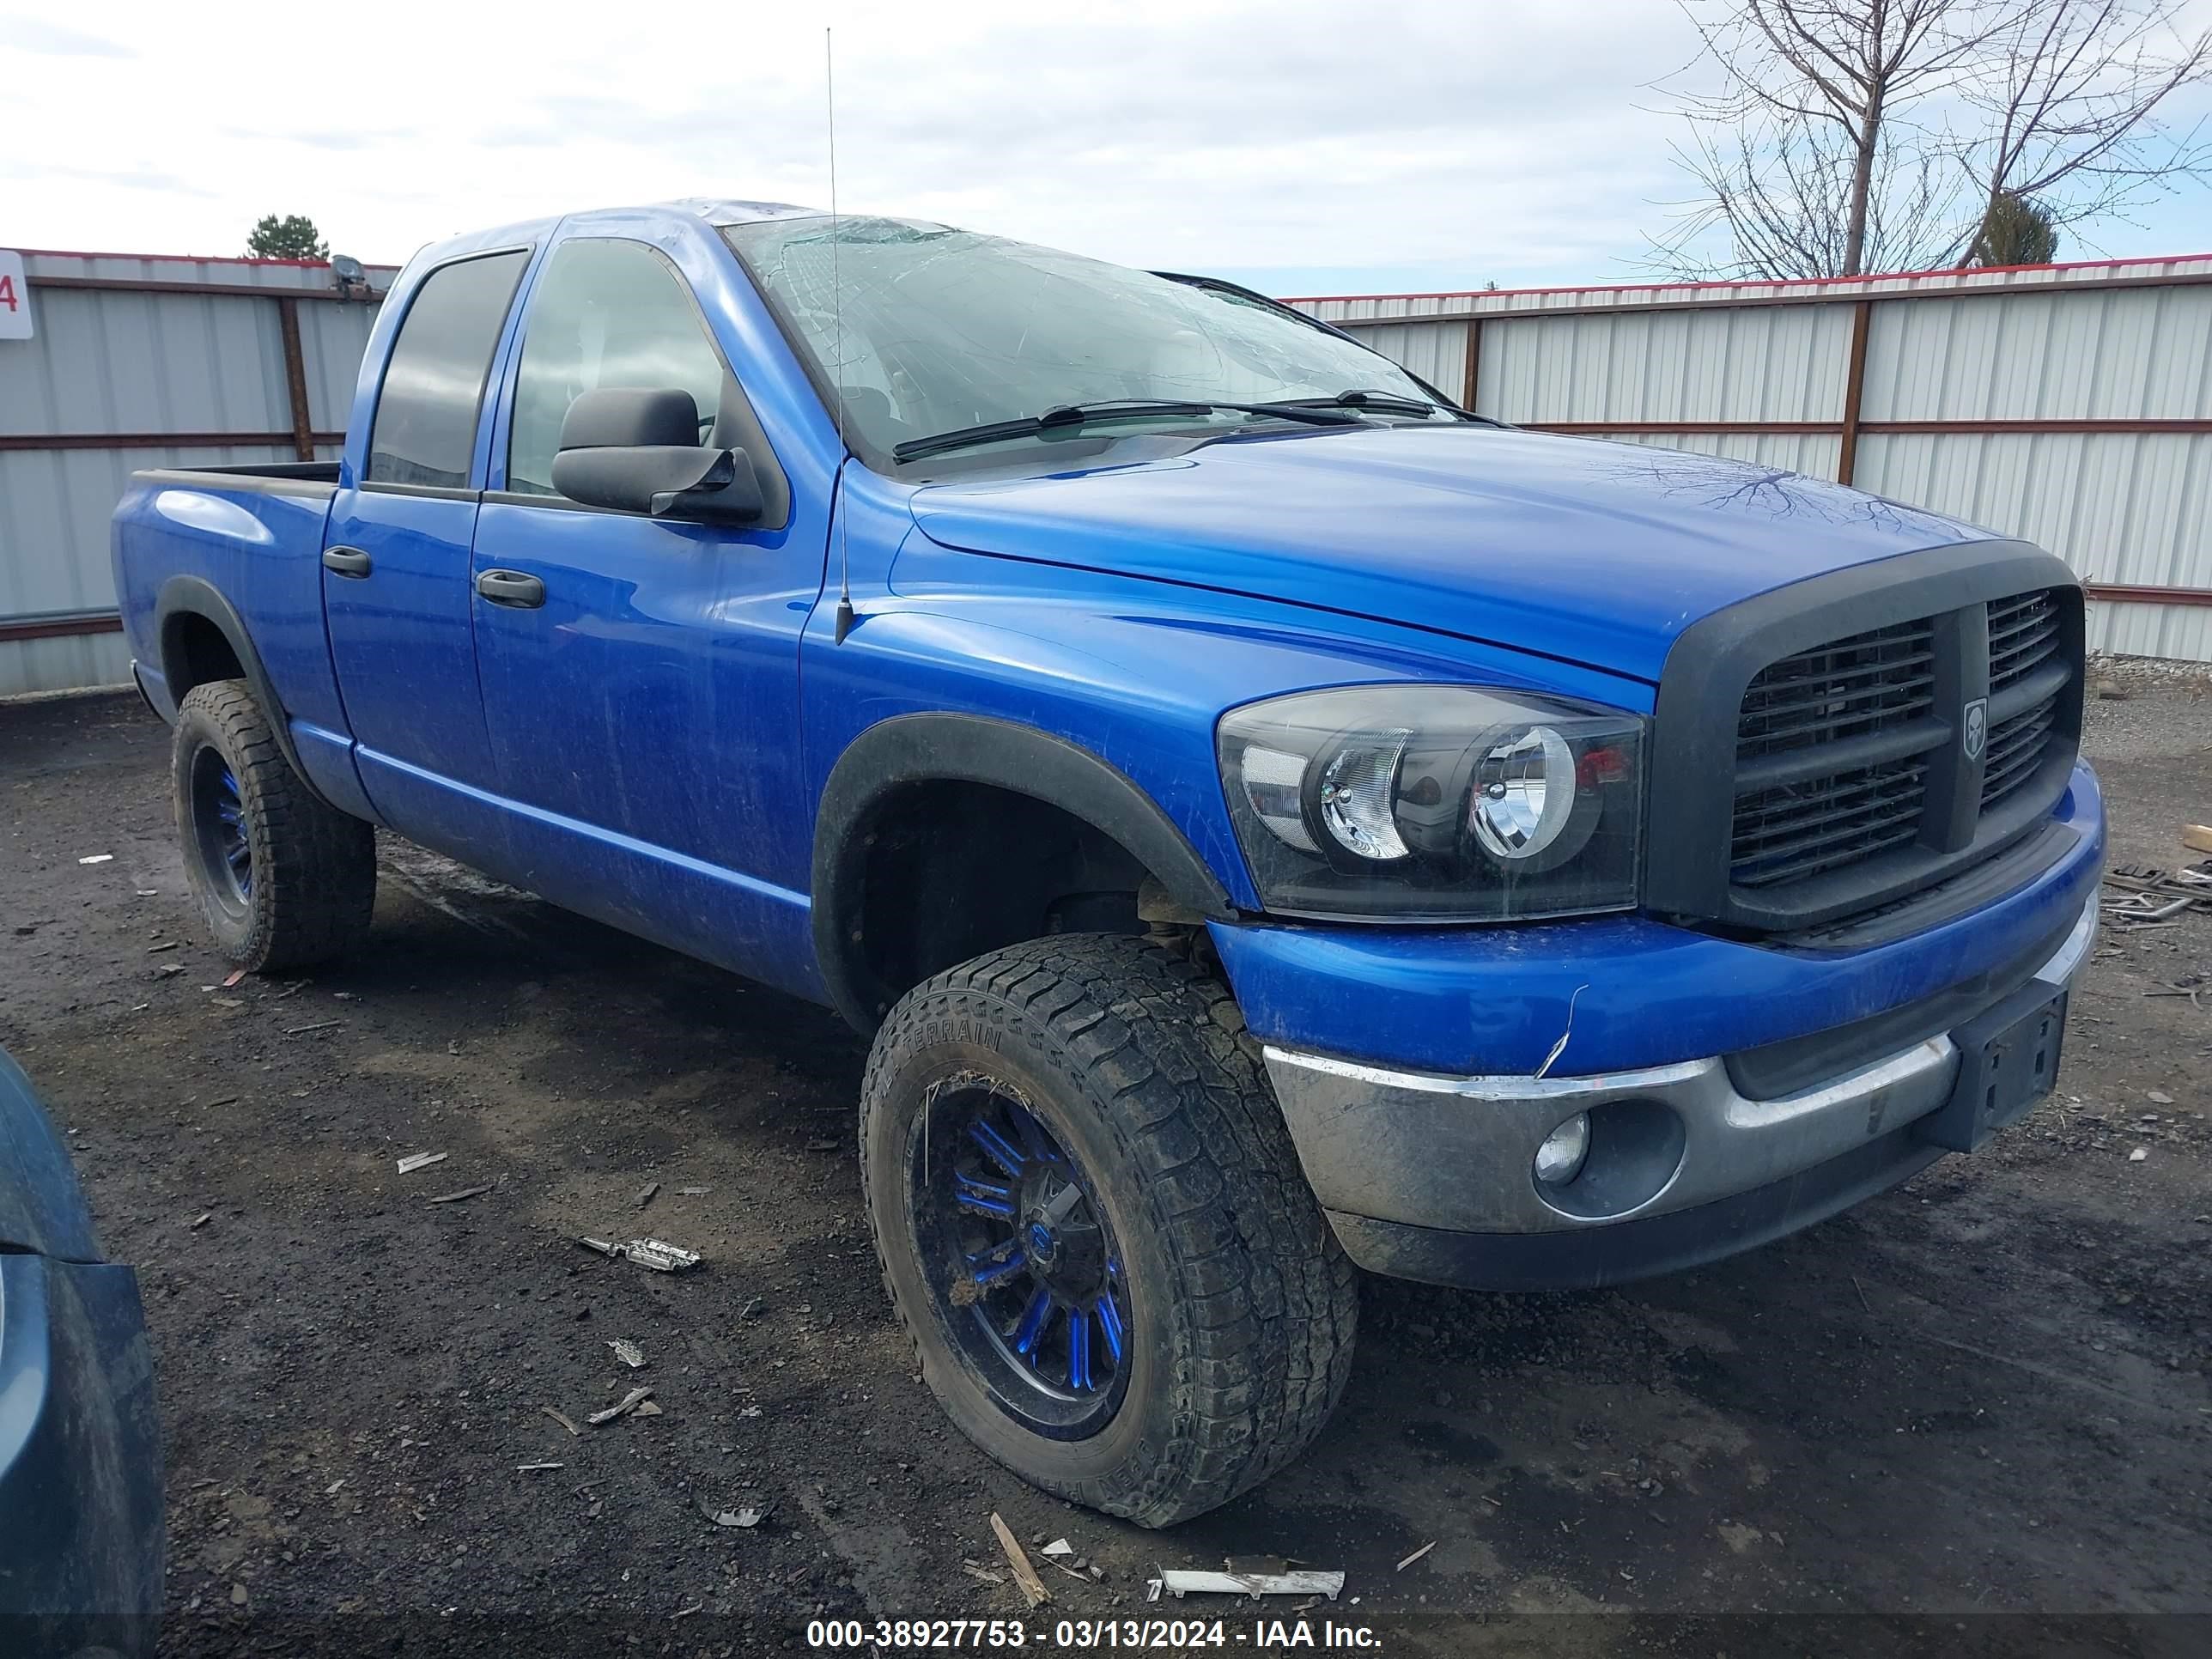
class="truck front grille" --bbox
[1735,619,1937,760]
[1732,761,1929,889]
[1723,586,2079,908]
[1980,693,2062,810]
[1989,589,2062,691]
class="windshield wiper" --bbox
[1258,388,1441,418]
[891,398,1359,463]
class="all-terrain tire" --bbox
[172,679,376,971]
[860,933,1359,1528]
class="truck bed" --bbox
[110,465,370,817]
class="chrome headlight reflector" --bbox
[1217,685,1644,921]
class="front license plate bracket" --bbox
[1917,982,2068,1153]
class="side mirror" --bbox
[550,387,765,524]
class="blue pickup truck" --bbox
[112,199,2101,1526]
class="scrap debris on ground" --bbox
[586,1386,653,1426]
[2101,858,2212,933]
[578,1237,702,1272]
[1149,1566,1346,1601]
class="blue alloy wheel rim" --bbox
[915,1079,1132,1438]
[191,744,252,908]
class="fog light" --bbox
[1534,1112,1591,1186]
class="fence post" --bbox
[1837,299,1872,486]
[276,298,315,462]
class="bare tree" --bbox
[1954,1,2211,263]
[1657,103,1964,276]
[1650,1,2004,278]
[1649,0,2212,279]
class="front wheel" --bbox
[860,933,1358,1527]
[172,680,376,971]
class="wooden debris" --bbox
[2184,825,2212,855]
[541,1406,580,1437]
[427,1182,494,1204]
[989,1511,1052,1608]
[284,1019,342,1036]
[396,1152,448,1174]
[635,1180,660,1211]
[1395,1540,1437,1571]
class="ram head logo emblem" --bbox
[1963,697,1988,762]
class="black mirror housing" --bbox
[560,386,700,451]
[551,388,766,524]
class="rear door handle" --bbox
[476,568,546,609]
[322,546,373,578]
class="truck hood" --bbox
[908,426,1984,684]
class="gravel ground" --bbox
[2,687,2208,1658]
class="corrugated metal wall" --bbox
[0,250,392,697]
[1297,255,2212,662]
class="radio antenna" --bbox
[826,27,856,646]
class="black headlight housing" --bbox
[1217,685,1645,922]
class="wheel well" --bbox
[164,611,246,699]
[845,781,1170,1022]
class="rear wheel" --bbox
[172,680,375,971]
[860,933,1358,1527]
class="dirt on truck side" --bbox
[2,684,2208,1657]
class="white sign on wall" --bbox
[0,250,33,340]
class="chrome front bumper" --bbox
[1263,894,2095,1241]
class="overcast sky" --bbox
[3,0,2208,295]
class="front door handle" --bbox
[322,546,373,578]
[476,568,546,609]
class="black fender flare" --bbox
[811,713,1237,1030]
[153,574,327,805]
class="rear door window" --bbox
[366,250,529,489]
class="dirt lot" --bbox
[3,683,2209,1656]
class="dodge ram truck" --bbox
[111,199,2103,1526]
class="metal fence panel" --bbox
[1479,304,1850,424]
[3,286,291,437]
[0,632,135,700]
[0,250,390,696]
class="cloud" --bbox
[0,161,212,198]
[0,19,134,58]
